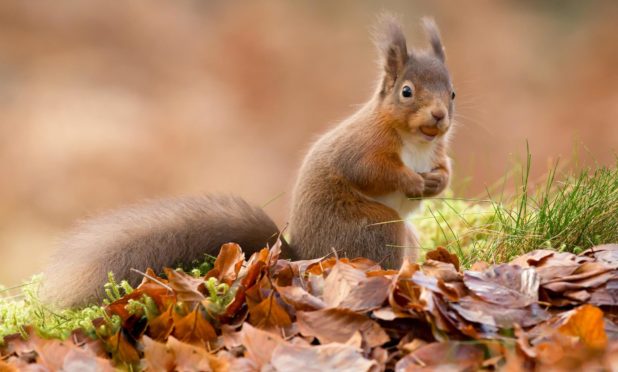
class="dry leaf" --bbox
[338,276,390,312]
[463,264,539,308]
[240,323,283,368]
[395,342,485,371]
[172,306,217,345]
[276,285,326,311]
[451,296,549,328]
[270,342,377,372]
[247,293,293,331]
[322,261,367,308]
[167,336,227,371]
[205,243,244,284]
[425,247,460,271]
[142,336,174,372]
[296,308,389,348]
[164,268,206,304]
[558,304,608,349]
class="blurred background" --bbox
[1,0,617,286]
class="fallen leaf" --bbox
[425,247,460,271]
[338,276,390,312]
[558,304,607,349]
[104,329,140,365]
[589,279,618,306]
[247,293,293,331]
[172,305,217,345]
[142,336,174,372]
[451,296,549,328]
[322,261,367,308]
[296,308,389,348]
[240,323,283,368]
[276,285,326,311]
[205,243,244,284]
[580,244,618,268]
[147,304,174,341]
[164,268,206,304]
[270,342,377,372]
[395,342,485,371]
[510,250,556,267]
[167,336,227,371]
[463,264,539,308]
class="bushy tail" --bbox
[40,195,287,308]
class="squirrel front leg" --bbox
[419,156,451,197]
[342,152,425,198]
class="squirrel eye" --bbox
[401,85,413,98]
[451,91,456,100]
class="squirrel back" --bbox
[41,195,290,307]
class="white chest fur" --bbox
[371,133,436,220]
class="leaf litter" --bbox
[1,242,617,371]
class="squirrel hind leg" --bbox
[294,199,409,269]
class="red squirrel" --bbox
[41,15,454,307]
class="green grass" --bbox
[0,275,105,341]
[415,157,618,267]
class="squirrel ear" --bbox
[373,13,409,93]
[422,17,445,62]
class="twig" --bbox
[130,268,173,293]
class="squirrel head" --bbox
[373,15,454,143]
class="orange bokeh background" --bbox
[1,1,617,286]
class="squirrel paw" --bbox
[420,169,448,196]
[402,171,426,198]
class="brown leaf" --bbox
[106,281,174,321]
[270,342,377,372]
[63,348,116,372]
[558,304,608,349]
[164,268,206,304]
[172,305,217,345]
[580,244,618,268]
[142,336,174,372]
[247,293,293,331]
[395,342,485,371]
[322,261,367,308]
[451,296,549,328]
[389,259,424,314]
[338,276,391,312]
[147,304,174,341]
[276,285,326,311]
[105,329,140,365]
[240,322,283,368]
[542,270,615,292]
[463,264,539,308]
[306,257,379,276]
[296,308,389,348]
[589,279,618,306]
[510,249,556,267]
[425,246,460,271]
[411,271,461,301]
[205,242,245,284]
[221,325,243,350]
[166,336,227,371]
[421,259,461,282]
[32,338,74,371]
[0,360,20,372]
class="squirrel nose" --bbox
[431,109,446,122]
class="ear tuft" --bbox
[373,13,408,92]
[422,17,445,62]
